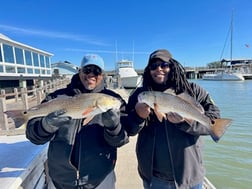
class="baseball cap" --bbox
[150,49,172,62]
[81,54,104,70]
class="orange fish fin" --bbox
[82,116,95,126]
[210,118,232,142]
[82,107,95,117]
[154,103,166,122]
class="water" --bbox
[193,80,252,189]
[127,80,252,189]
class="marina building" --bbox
[0,33,53,89]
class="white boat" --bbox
[202,11,246,82]
[202,71,245,81]
[115,59,142,88]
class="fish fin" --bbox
[4,110,27,129]
[154,103,166,122]
[210,118,232,142]
[163,89,204,113]
[82,107,96,117]
[163,88,176,95]
[97,104,106,112]
[83,116,95,126]
[177,93,204,114]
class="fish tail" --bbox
[210,118,232,142]
[4,110,27,129]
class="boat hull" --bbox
[121,75,142,88]
[202,72,244,81]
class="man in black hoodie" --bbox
[126,49,222,189]
[26,54,129,189]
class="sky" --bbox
[1,0,252,71]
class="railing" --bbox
[0,78,70,135]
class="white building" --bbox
[0,33,53,89]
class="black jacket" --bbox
[26,74,129,189]
[125,82,220,189]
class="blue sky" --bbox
[1,0,252,70]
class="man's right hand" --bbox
[42,109,71,132]
[135,102,151,119]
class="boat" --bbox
[202,70,245,81]
[226,58,252,80]
[115,59,142,88]
[202,12,246,81]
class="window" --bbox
[15,47,24,64]
[34,69,40,74]
[0,48,2,62]
[0,65,3,72]
[17,67,25,73]
[25,50,32,65]
[5,65,16,73]
[40,54,45,67]
[27,68,33,74]
[3,44,14,63]
[45,56,50,68]
[33,52,39,67]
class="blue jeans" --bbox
[143,176,203,189]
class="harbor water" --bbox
[127,80,252,189]
[192,80,252,189]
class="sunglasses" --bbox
[82,65,102,76]
[149,62,171,70]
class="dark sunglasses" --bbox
[82,65,102,76]
[149,62,171,70]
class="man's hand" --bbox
[102,109,120,130]
[42,109,71,132]
[135,102,151,119]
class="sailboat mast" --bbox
[230,11,233,63]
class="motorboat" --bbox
[115,59,142,88]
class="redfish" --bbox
[5,93,122,129]
[138,90,232,142]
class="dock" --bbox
[0,83,216,189]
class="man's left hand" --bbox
[102,109,120,130]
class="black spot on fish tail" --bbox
[210,118,232,142]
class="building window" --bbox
[40,54,45,67]
[34,69,40,74]
[0,48,2,62]
[3,44,14,63]
[25,50,32,65]
[45,56,50,68]
[27,68,33,74]
[5,65,16,73]
[15,47,24,64]
[33,52,39,67]
[0,65,3,72]
[17,67,25,73]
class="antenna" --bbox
[115,40,118,62]
[132,40,135,63]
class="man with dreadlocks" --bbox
[125,49,221,189]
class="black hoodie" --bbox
[26,74,129,189]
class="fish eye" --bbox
[23,111,27,114]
